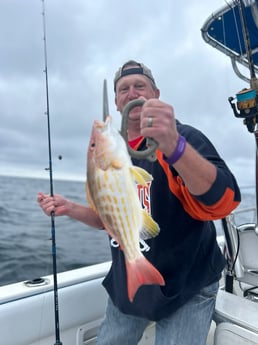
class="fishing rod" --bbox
[237,0,257,81]
[228,0,258,233]
[41,0,62,344]
[228,0,258,132]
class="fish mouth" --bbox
[94,120,105,130]
[94,116,111,132]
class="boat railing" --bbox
[229,206,257,225]
[222,206,258,293]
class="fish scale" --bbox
[93,168,141,261]
[86,116,165,302]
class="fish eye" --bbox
[91,142,95,148]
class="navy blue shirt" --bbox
[103,122,241,321]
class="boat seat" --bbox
[214,289,258,333]
[222,216,258,288]
[214,322,258,345]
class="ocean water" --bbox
[0,175,255,287]
[0,175,111,286]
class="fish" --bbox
[86,116,165,302]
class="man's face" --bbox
[115,74,159,122]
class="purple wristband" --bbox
[163,135,186,165]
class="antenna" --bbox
[41,1,62,344]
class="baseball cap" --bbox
[113,60,157,91]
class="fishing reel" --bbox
[228,87,258,132]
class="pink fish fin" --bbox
[129,166,153,186]
[139,209,160,240]
[85,182,98,213]
[125,256,165,302]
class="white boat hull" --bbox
[1,233,258,345]
[0,262,157,345]
[0,263,110,345]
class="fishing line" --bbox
[41,0,62,344]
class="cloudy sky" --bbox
[0,0,256,187]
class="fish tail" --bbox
[125,256,165,302]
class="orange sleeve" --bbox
[156,150,240,221]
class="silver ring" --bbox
[147,116,153,127]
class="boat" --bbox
[202,0,258,343]
[1,1,258,344]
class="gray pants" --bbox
[96,281,219,345]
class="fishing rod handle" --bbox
[121,99,157,161]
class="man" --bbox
[38,60,241,345]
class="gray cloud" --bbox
[0,0,255,187]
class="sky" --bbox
[0,0,256,187]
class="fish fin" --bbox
[139,209,160,239]
[129,166,153,186]
[85,182,98,213]
[111,159,123,169]
[125,256,165,302]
